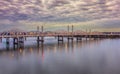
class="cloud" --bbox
[0,0,120,32]
[0,0,120,22]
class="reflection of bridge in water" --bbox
[0,25,120,50]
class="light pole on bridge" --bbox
[67,25,70,32]
[72,25,74,33]
[67,25,74,33]
[37,25,44,33]
[41,25,44,33]
[37,26,39,32]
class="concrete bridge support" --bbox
[6,38,10,50]
[13,37,19,50]
[37,36,44,46]
[88,35,92,40]
[0,37,2,43]
[85,35,88,41]
[19,37,24,49]
[76,37,82,41]
[93,35,99,40]
[58,35,64,43]
[67,37,74,42]
[24,37,27,41]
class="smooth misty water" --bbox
[0,38,120,74]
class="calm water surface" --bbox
[0,38,120,74]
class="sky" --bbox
[0,0,120,32]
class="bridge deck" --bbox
[0,32,120,38]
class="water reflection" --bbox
[0,39,120,74]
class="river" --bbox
[0,38,120,74]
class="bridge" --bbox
[0,25,120,50]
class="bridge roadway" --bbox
[0,32,120,38]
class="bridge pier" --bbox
[24,37,27,41]
[93,35,99,40]
[85,35,91,40]
[37,36,44,46]
[88,35,92,40]
[6,38,10,50]
[94,38,98,40]
[85,35,88,41]
[58,35,64,42]
[19,37,24,49]
[13,37,19,50]
[67,36,74,42]
[97,35,100,39]
[76,37,82,41]
[0,37,2,43]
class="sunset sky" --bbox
[0,0,120,32]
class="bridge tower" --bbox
[67,25,74,42]
[89,29,91,40]
[37,25,44,46]
[37,26,39,32]
[85,29,88,40]
[71,25,74,41]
